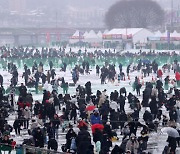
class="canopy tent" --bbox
[103,29,109,34]
[103,28,144,39]
[84,30,102,43]
[83,31,89,38]
[69,30,84,44]
[97,31,103,38]
[148,30,180,41]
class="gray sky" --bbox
[0,0,179,28]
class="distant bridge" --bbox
[0,27,105,46]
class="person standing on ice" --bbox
[134,77,141,96]
[34,71,40,94]
[175,71,180,87]
[157,69,163,80]
[49,61,53,70]
[96,65,100,76]
[119,63,123,73]
[126,134,139,154]
[38,62,44,73]
[164,75,170,90]
[127,64,131,78]
[0,74,3,87]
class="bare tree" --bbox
[105,0,165,28]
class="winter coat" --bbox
[66,129,77,149]
[33,129,44,147]
[151,88,158,98]
[48,138,58,151]
[90,114,101,125]
[169,110,177,121]
[23,108,31,119]
[143,111,153,123]
[93,129,103,143]
[157,69,163,78]
[149,98,158,115]
[47,126,55,139]
[13,119,21,129]
[175,72,180,81]
[126,139,139,154]
[110,101,119,112]
[76,129,91,154]
[99,93,106,107]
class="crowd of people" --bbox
[0,46,179,154]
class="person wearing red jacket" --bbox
[175,71,180,87]
[157,69,163,80]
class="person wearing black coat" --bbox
[66,128,77,150]
[93,128,103,143]
[33,127,44,148]
[70,103,78,124]
[34,101,41,116]
[169,108,177,122]
[158,88,166,107]
[141,89,150,107]
[0,74,3,87]
[111,145,121,154]
[41,73,47,85]
[167,95,176,110]
[167,136,177,154]
[143,110,153,125]
[76,128,91,154]
[110,109,119,130]
[128,121,144,136]
[85,81,92,96]
[22,71,30,86]
[118,95,126,112]
[49,61,53,70]
[149,97,158,119]
[101,131,112,154]
[48,138,58,151]
[19,83,27,98]
[51,69,56,80]
[96,65,100,76]
[119,111,127,132]
[13,118,22,135]
[47,122,55,139]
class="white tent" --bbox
[84,30,102,43]
[154,30,162,37]
[103,29,109,34]
[83,31,89,38]
[104,28,153,43]
[97,31,103,38]
[171,31,180,37]
[69,30,84,44]
[106,28,144,36]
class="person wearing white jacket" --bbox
[110,101,119,112]
[23,106,31,129]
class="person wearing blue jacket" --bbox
[90,110,102,125]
